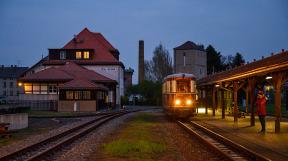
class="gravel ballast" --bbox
[52,110,221,161]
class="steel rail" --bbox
[24,112,129,161]
[177,120,271,161]
[0,110,134,161]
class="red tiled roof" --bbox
[62,28,118,62]
[20,67,73,82]
[59,79,109,90]
[42,59,125,68]
[21,62,116,85]
[58,61,116,83]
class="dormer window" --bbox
[60,51,66,59]
[76,51,82,59]
[84,51,89,59]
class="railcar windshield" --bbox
[176,80,190,93]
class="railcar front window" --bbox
[177,80,190,93]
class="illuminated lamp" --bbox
[18,82,23,87]
[186,99,192,105]
[265,76,272,80]
[175,99,181,105]
[215,84,220,87]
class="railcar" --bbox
[162,73,198,118]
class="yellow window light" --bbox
[175,99,181,105]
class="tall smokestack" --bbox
[138,40,144,84]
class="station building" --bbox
[19,28,126,111]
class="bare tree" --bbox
[144,60,155,81]
[145,44,173,82]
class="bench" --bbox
[0,123,11,139]
[229,106,246,118]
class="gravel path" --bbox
[54,112,138,161]
[0,116,101,158]
[52,110,222,161]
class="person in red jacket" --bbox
[255,90,267,133]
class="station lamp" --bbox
[215,84,220,87]
[265,76,272,80]
[18,82,23,87]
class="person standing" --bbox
[255,90,267,133]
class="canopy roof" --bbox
[197,51,288,86]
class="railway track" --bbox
[178,120,271,161]
[0,110,136,161]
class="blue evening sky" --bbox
[0,0,287,83]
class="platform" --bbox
[194,111,288,161]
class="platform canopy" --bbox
[197,51,288,86]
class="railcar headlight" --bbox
[186,99,192,105]
[175,99,181,105]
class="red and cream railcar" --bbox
[162,73,198,118]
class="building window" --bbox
[24,83,32,94]
[84,51,89,59]
[74,91,82,100]
[60,51,66,60]
[17,91,19,96]
[76,51,82,59]
[10,91,13,96]
[200,68,202,74]
[3,91,6,96]
[183,52,186,67]
[40,84,48,94]
[66,91,74,100]
[83,91,91,99]
[48,85,57,94]
[10,82,13,88]
[33,84,40,94]
[3,82,6,88]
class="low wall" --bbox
[0,113,28,130]
[58,101,97,112]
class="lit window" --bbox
[40,84,48,94]
[74,91,82,99]
[33,84,40,94]
[76,51,82,59]
[60,51,66,60]
[84,51,89,59]
[24,83,32,94]
[66,91,74,100]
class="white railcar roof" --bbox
[164,73,196,81]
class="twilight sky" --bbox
[0,0,287,83]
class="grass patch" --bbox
[104,139,165,158]
[102,112,166,160]
[0,127,39,147]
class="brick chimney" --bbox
[138,40,144,84]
